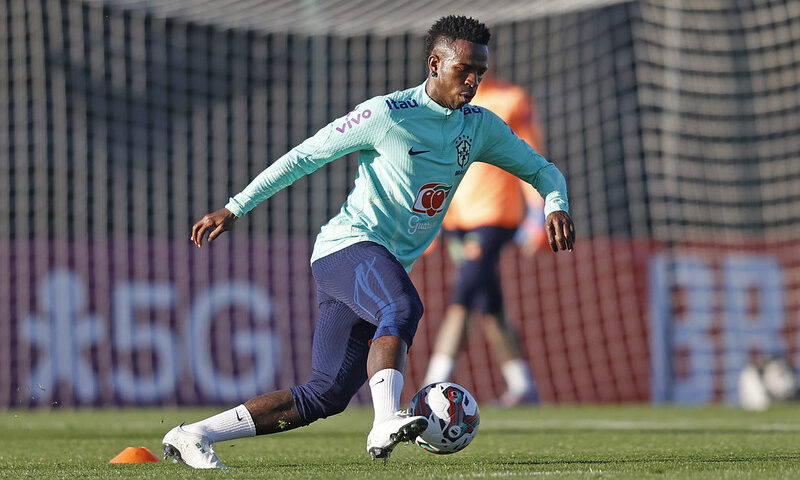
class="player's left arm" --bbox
[479,113,575,252]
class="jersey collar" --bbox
[419,80,455,116]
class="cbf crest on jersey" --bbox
[455,135,472,168]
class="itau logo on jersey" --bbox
[455,135,472,168]
[412,182,452,217]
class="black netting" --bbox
[2,0,800,406]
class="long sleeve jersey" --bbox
[442,76,545,231]
[225,80,569,272]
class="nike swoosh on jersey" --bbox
[408,147,430,156]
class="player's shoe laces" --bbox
[162,424,229,469]
[366,411,428,463]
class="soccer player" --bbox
[423,74,547,406]
[162,15,574,469]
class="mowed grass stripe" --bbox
[1,405,799,479]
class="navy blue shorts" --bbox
[289,241,423,425]
[446,225,516,314]
[310,241,423,347]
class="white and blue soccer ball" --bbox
[408,382,480,454]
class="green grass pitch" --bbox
[1,404,799,479]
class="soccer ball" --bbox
[408,382,480,454]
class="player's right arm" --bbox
[191,98,388,247]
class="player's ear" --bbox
[428,54,440,77]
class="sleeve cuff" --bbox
[224,197,246,218]
[543,196,569,217]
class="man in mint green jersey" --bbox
[162,15,575,469]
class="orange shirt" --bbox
[442,78,544,231]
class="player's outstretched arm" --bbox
[545,210,575,252]
[191,207,238,248]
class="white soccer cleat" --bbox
[366,411,428,463]
[162,424,229,469]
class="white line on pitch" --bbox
[484,419,800,431]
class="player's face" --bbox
[428,39,489,110]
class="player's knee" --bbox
[374,293,424,347]
[291,377,354,425]
[391,293,424,322]
[313,389,350,418]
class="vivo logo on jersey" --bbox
[335,107,372,133]
[461,105,482,115]
[412,182,452,217]
[385,98,419,110]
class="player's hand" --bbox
[545,210,575,252]
[191,208,238,248]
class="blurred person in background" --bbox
[162,15,574,469]
[423,73,546,406]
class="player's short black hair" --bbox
[424,16,491,58]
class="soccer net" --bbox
[1,0,799,407]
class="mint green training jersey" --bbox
[225,81,569,272]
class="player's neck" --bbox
[424,80,450,110]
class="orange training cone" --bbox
[109,446,161,464]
